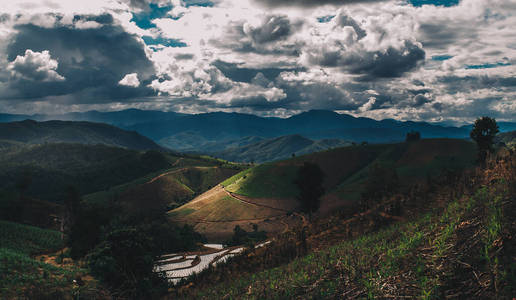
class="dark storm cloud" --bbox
[246,15,292,44]
[418,22,476,50]
[72,13,115,25]
[348,42,425,78]
[211,15,302,56]
[335,14,366,39]
[4,22,156,102]
[213,60,303,83]
[436,75,516,94]
[307,41,425,78]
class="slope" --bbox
[0,143,174,202]
[0,220,94,299]
[169,139,477,241]
[214,134,350,163]
[177,142,516,300]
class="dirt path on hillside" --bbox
[148,164,217,184]
[222,186,289,212]
[148,168,188,183]
[176,215,286,223]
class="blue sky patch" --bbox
[465,62,511,69]
[142,36,187,48]
[408,0,459,7]
[131,3,173,29]
[184,0,214,7]
[317,15,335,23]
[431,55,453,61]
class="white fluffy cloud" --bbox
[0,0,514,124]
[119,73,141,87]
[7,49,65,82]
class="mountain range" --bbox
[2,109,516,156]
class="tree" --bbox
[294,162,325,220]
[470,116,499,163]
[406,131,421,142]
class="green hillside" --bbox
[0,221,89,299]
[224,139,475,201]
[214,134,350,163]
[84,155,244,210]
[171,139,477,241]
[0,143,174,202]
[0,119,163,150]
[177,145,516,299]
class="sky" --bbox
[0,0,515,124]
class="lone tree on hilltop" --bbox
[470,116,499,163]
[406,131,421,142]
[295,162,325,220]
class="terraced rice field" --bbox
[154,244,246,284]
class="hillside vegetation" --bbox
[0,221,90,299]
[175,145,515,299]
[170,139,477,241]
[0,143,174,203]
[496,130,516,147]
[214,134,350,163]
[0,119,163,150]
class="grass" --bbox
[181,177,513,299]
[172,195,279,222]
[223,163,299,199]
[0,220,63,255]
[0,221,87,299]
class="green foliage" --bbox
[87,226,167,298]
[0,143,173,202]
[225,224,267,247]
[0,220,63,255]
[470,116,499,162]
[0,221,83,299]
[224,163,300,199]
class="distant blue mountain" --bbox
[1,109,515,153]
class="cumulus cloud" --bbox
[119,73,141,87]
[300,12,425,78]
[0,0,514,125]
[8,49,65,82]
[4,21,155,101]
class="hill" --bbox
[178,148,516,299]
[0,119,163,151]
[169,139,477,241]
[214,135,350,163]
[0,220,94,299]
[0,143,174,203]
[84,162,243,211]
[131,110,472,150]
[496,130,516,147]
[1,109,496,153]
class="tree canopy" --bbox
[295,162,325,218]
[470,116,499,162]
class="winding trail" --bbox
[222,185,289,212]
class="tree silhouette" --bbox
[295,162,325,220]
[406,131,421,142]
[470,116,499,163]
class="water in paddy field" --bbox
[154,243,247,284]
